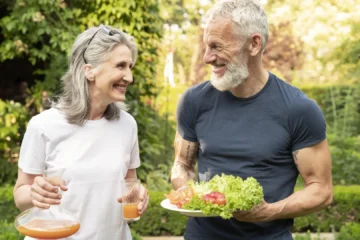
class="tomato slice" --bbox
[203,194,216,204]
[214,197,226,205]
[204,192,226,205]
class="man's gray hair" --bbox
[55,25,138,125]
[208,0,268,51]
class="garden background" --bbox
[0,0,359,239]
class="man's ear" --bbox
[84,64,95,81]
[248,34,263,56]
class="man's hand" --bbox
[233,200,275,222]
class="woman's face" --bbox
[88,44,134,105]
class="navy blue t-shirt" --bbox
[176,73,326,240]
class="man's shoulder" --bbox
[270,73,302,96]
[191,80,213,91]
[269,73,312,106]
[269,73,323,119]
[183,81,216,101]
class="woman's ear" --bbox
[84,64,95,81]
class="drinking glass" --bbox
[122,178,141,221]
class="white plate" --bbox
[160,199,218,217]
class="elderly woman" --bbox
[13,25,149,239]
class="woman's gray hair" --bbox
[55,25,138,125]
[208,0,268,52]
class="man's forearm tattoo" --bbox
[185,143,198,167]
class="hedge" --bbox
[336,222,360,240]
[1,185,359,237]
[299,84,360,136]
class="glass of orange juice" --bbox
[122,178,141,221]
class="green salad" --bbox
[183,174,264,219]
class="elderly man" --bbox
[170,0,333,239]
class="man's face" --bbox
[203,17,249,91]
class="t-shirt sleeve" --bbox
[129,121,141,169]
[176,88,198,142]
[18,118,46,174]
[289,95,326,152]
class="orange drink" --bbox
[16,219,80,239]
[123,204,139,219]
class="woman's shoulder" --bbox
[119,109,137,126]
[28,108,66,129]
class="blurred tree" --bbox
[265,0,359,84]
[263,21,304,83]
[158,0,213,87]
[327,21,360,83]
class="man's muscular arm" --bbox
[233,139,333,222]
[171,131,199,190]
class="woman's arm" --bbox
[125,168,137,179]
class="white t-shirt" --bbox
[18,108,141,240]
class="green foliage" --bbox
[300,84,360,137]
[336,223,360,240]
[0,0,78,64]
[145,164,172,192]
[293,185,360,233]
[293,231,322,240]
[328,134,360,185]
[130,229,143,240]
[328,21,360,83]
[0,184,19,222]
[129,101,175,184]
[0,185,22,240]
[0,100,30,184]
[0,220,23,240]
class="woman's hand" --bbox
[137,184,149,215]
[30,176,68,209]
[117,184,149,216]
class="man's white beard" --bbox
[210,55,249,91]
